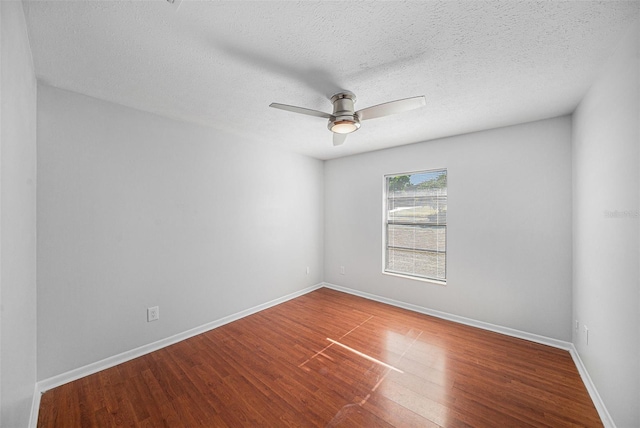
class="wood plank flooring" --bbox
[38,288,602,427]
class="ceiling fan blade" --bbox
[356,96,426,121]
[269,103,332,119]
[333,133,348,146]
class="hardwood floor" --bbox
[38,288,602,427]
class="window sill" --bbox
[383,270,447,286]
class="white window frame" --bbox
[382,169,447,285]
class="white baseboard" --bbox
[568,345,616,428]
[323,282,573,350]
[28,382,41,428]
[30,283,324,427]
[322,282,615,427]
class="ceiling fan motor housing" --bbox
[328,92,361,133]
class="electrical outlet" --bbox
[306,266,310,275]
[575,320,579,331]
[584,325,589,345]
[147,306,159,322]
[340,266,345,275]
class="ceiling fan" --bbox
[269,91,426,146]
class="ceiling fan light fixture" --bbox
[270,91,425,145]
[330,119,360,134]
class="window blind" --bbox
[385,169,447,281]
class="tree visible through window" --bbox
[384,169,447,282]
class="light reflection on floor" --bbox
[298,313,451,427]
[375,329,451,427]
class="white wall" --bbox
[0,1,38,426]
[26,16,638,428]
[324,117,573,341]
[36,85,324,380]
[572,21,639,428]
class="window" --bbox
[384,169,447,282]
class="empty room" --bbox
[1,1,639,427]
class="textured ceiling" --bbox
[23,0,639,160]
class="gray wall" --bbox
[0,1,38,426]
[324,116,573,341]
[36,85,324,380]
[572,22,639,428]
